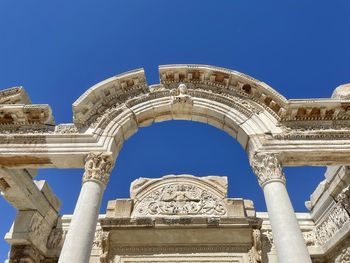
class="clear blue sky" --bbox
[0,1,349,260]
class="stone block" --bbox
[34,180,61,212]
[226,198,245,217]
[106,199,133,218]
[243,199,256,217]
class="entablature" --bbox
[0,65,350,168]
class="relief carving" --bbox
[171,83,193,104]
[336,185,350,213]
[332,246,350,263]
[261,229,317,252]
[30,218,52,250]
[46,228,63,249]
[303,230,317,247]
[315,203,349,245]
[92,229,104,249]
[83,152,114,185]
[248,229,262,263]
[100,232,110,263]
[327,239,350,263]
[9,245,45,263]
[261,230,274,253]
[91,229,110,263]
[250,153,286,187]
[54,124,79,134]
[133,183,226,217]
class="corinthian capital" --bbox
[250,152,286,187]
[83,152,114,186]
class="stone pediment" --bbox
[130,175,228,218]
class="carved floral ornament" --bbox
[250,152,286,187]
[82,152,114,186]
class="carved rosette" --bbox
[250,153,286,187]
[83,152,114,186]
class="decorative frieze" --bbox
[110,245,249,254]
[303,230,317,247]
[73,69,149,127]
[92,228,104,249]
[83,152,114,186]
[315,203,349,246]
[273,126,350,141]
[54,124,79,134]
[250,153,286,187]
[332,246,350,263]
[326,238,350,263]
[159,64,287,119]
[261,229,319,251]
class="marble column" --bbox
[250,152,312,263]
[58,152,113,263]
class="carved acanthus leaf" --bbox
[250,153,286,187]
[83,152,114,185]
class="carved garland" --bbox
[82,152,114,186]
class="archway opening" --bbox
[106,120,263,212]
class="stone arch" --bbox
[73,65,284,159]
[5,64,350,263]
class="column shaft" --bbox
[263,181,312,263]
[58,152,113,263]
[58,181,104,262]
[250,152,311,263]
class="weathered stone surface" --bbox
[130,175,229,218]
[1,65,350,262]
[100,175,261,263]
[332,83,350,99]
[1,65,350,168]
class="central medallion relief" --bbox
[137,183,226,216]
[131,175,228,218]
